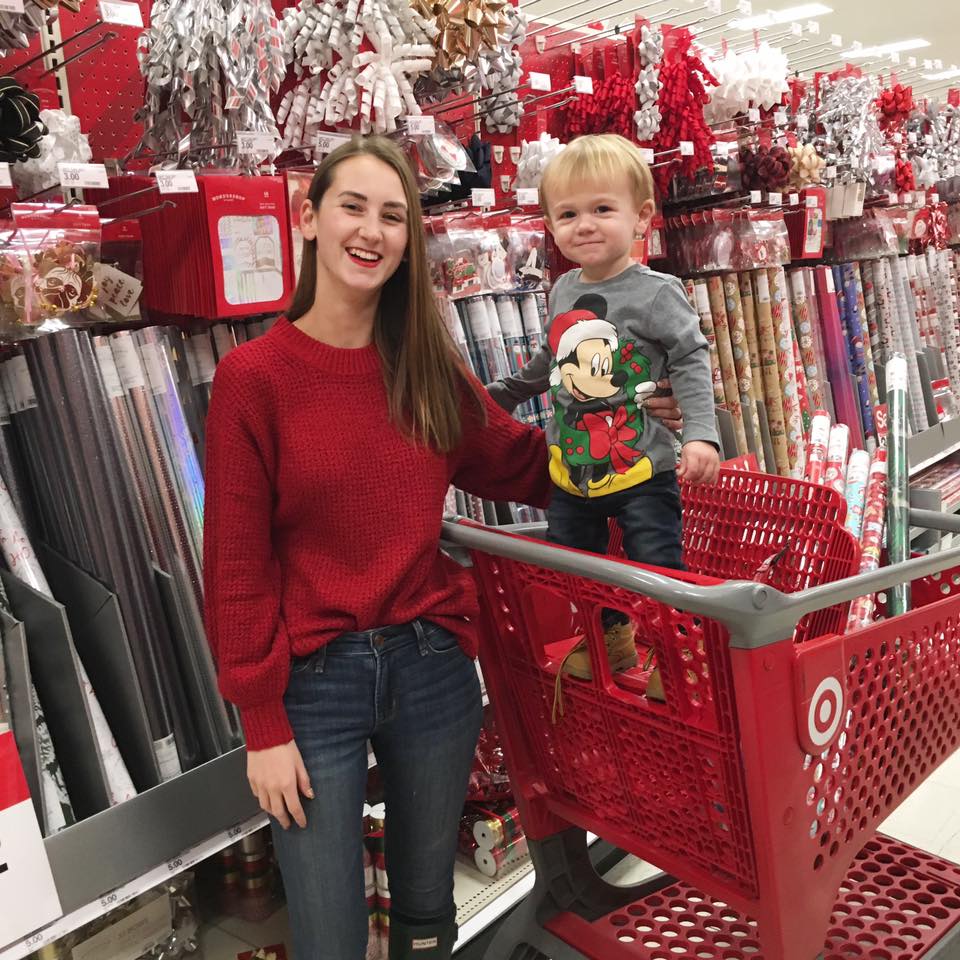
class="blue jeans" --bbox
[271,620,483,960]
[547,470,684,569]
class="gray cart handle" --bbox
[441,508,960,649]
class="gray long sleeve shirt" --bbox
[488,264,718,499]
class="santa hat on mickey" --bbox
[549,294,618,386]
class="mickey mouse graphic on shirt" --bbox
[548,293,656,497]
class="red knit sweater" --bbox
[203,317,551,750]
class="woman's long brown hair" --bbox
[287,137,484,453]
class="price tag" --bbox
[796,114,809,131]
[315,131,351,155]
[98,0,142,25]
[893,132,903,144]
[748,107,761,123]
[516,188,539,206]
[931,193,940,205]
[888,192,899,205]
[529,72,551,92]
[923,59,933,71]
[471,188,495,207]
[946,165,957,178]
[111,334,146,392]
[640,147,655,163]
[0,162,11,189]
[0,731,63,948]
[825,270,835,294]
[806,194,819,208]
[902,192,913,205]
[824,165,837,181]
[714,141,731,158]
[908,132,917,144]
[0,0,24,12]
[890,51,901,64]
[155,169,198,194]
[789,193,800,206]
[679,140,694,156]
[750,190,762,204]
[573,75,594,95]
[908,57,917,69]
[768,192,782,206]
[935,59,944,71]
[737,0,751,13]
[187,334,216,385]
[831,33,842,47]
[791,21,802,35]
[406,115,436,135]
[58,162,108,190]
[806,19,820,34]
[236,131,276,155]
[774,109,788,127]
[706,0,720,14]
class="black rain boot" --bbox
[388,910,458,959]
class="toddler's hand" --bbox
[678,441,719,484]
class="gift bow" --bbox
[582,407,643,473]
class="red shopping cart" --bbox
[444,469,960,960]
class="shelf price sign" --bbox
[0,732,63,947]
[98,0,142,25]
[58,163,109,190]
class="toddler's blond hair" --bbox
[540,134,655,218]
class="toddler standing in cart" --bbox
[490,134,720,688]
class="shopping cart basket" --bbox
[443,472,960,960]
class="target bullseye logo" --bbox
[807,676,844,748]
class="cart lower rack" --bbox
[442,469,960,960]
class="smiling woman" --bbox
[201,136,554,960]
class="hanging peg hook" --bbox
[39,32,120,77]
[103,200,178,225]
[10,21,105,75]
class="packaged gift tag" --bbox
[0,731,63,947]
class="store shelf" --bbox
[909,418,960,478]
[1,749,262,960]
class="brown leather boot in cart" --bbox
[642,647,665,702]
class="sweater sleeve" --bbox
[652,279,720,448]
[203,356,293,751]
[452,376,552,508]
[486,346,552,413]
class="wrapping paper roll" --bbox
[844,448,870,540]
[929,248,960,396]
[474,834,529,878]
[791,319,813,439]
[692,280,727,410]
[852,264,881,414]
[846,449,888,631]
[886,354,910,616]
[723,274,764,467]
[738,273,766,407]
[803,268,830,402]
[789,269,825,411]
[889,257,929,432]
[768,267,804,476]
[839,263,877,448]
[752,270,790,475]
[805,410,831,485]
[861,260,884,367]
[707,276,748,456]
[824,424,850,498]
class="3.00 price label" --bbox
[58,163,109,190]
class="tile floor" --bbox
[196,751,960,958]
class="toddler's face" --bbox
[546,176,654,282]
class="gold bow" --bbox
[414,0,507,69]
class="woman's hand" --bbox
[642,379,683,432]
[248,741,314,830]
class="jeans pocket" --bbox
[420,621,462,655]
[290,648,326,674]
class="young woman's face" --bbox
[301,155,410,297]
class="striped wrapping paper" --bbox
[692,280,727,410]
[752,270,790,475]
[768,267,804,476]
[738,272,766,407]
[707,276,749,455]
[846,449,888,631]
[789,269,825,410]
[723,274,764,468]
[881,258,925,433]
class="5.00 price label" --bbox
[58,163,108,190]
